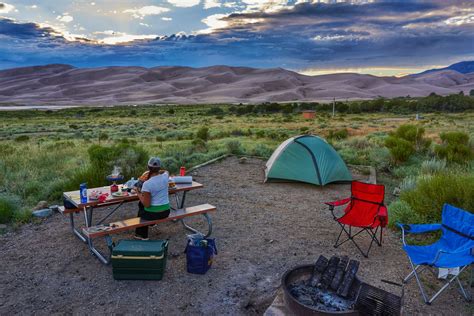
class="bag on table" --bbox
[184,233,217,274]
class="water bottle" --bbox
[80,183,88,204]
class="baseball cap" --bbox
[147,157,161,168]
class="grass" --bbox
[0,104,473,226]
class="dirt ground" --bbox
[0,157,472,315]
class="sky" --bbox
[0,0,473,76]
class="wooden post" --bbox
[332,97,336,117]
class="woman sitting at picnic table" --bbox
[135,157,170,240]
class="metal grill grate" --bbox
[355,282,403,316]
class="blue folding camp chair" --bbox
[398,204,473,305]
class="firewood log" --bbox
[320,256,340,289]
[310,255,328,287]
[330,255,349,291]
[337,259,360,298]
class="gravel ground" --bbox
[0,157,472,315]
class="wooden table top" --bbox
[63,181,203,209]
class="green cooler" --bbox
[111,239,168,280]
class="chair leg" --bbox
[428,266,470,304]
[404,262,471,304]
[456,277,472,302]
[334,224,381,258]
[334,225,345,248]
[407,258,430,304]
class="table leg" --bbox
[181,213,212,237]
[69,212,87,243]
[87,236,111,265]
[179,191,187,209]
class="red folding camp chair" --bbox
[325,181,388,258]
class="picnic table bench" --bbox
[61,181,216,264]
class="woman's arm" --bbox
[138,191,151,208]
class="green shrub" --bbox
[98,132,109,142]
[251,144,273,158]
[400,173,474,222]
[388,200,423,228]
[161,157,179,173]
[368,147,391,171]
[399,176,418,193]
[196,127,209,142]
[385,124,431,163]
[14,135,30,142]
[328,128,349,140]
[434,131,473,164]
[385,136,414,163]
[191,138,207,152]
[206,107,224,116]
[12,208,32,224]
[0,194,19,224]
[348,137,371,149]
[225,140,243,155]
[65,143,148,189]
[420,158,446,175]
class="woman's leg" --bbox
[135,208,171,239]
[135,202,149,239]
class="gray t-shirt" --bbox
[141,172,169,206]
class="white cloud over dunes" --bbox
[123,6,170,19]
[94,30,158,44]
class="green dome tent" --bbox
[264,135,352,186]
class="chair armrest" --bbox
[325,197,351,210]
[398,223,442,234]
[432,246,474,266]
[397,223,442,246]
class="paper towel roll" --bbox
[170,176,193,184]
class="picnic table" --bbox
[62,181,215,264]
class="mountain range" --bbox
[0,61,473,106]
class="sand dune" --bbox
[0,64,473,105]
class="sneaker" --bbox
[134,235,149,241]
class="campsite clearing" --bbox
[0,157,471,315]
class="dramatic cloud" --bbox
[123,6,170,19]
[0,1,473,74]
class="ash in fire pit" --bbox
[288,255,360,312]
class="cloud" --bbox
[162,17,173,21]
[204,0,221,9]
[0,1,473,73]
[445,13,474,26]
[200,14,229,33]
[57,15,74,23]
[98,32,158,45]
[241,0,289,13]
[167,0,201,8]
[0,2,15,14]
[123,6,170,19]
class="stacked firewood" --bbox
[310,255,360,298]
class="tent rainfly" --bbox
[264,135,352,186]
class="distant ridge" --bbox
[0,62,473,106]
[419,61,474,75]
